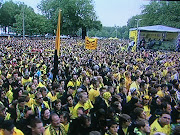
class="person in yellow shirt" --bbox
[88,78,100,104]
[103,92,112,107]
[118,114,131,135]
[79,76,90,92]
[43,113,66,135]
[0,120,24,135]
[0,90,9,108]
[10,97,27,122]
[47,83,59,102]
[72,92,93,119]
[59,111,70,134]
[26,83,37,99]
[119,78,126,88]
[155,84,164,98]
[40,87,51,108]
[125,71,132,92]
[134,119,150,135]
[31,78,45,91]
[0,104,11,120]
[25,95,35,108]
[6,88,13,104]
[150,112,171,135]
[130,76,140,93]
[142,95,151,119]
[67,74,81,90]
[127,87,138,102]
[31,92,50,118]
[21,74,32,86]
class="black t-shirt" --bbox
[42,118,50,127]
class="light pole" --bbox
[135,19,142,47]
[22,4,25,40]
[114,25,119,38]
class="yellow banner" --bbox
[85,37,97,50]
[129,30,138,43]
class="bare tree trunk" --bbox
[82,26,86,39]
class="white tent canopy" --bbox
[130,25,180,33]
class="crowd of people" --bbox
[0,36,180,135]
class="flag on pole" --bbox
[85,37,97,50]
[55,10,61,56]
[53,10,61,83]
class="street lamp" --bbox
[114,25,119,38]
[22,4,25,40]
[135,19,142,47]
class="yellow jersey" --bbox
[150,119,171,135]
[72,100,93,119]
[0,127,24,135]
[47,92,57,102]
[88,88,100,104]
[43,124,66,135]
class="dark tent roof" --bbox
[129,25,180,33]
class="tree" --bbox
[13,3,53,35]
[38,0,102,39]
[0,0,20,33]
[141,1,180,28]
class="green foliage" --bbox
[88,26,129,39]
[13,4,53,35]
[0,1,53,35]
[141,1,180,28]
[0,0,19,28]
[0,0,179,39]
[38,0,102,36]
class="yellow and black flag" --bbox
[53,10,61,83]
[55,10,61,56]
[85,37,97,50]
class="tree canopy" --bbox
[13,4,52,35]
[38,0,102,38]
[0,0,19,33]
[0,1,179,38]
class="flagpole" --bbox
[53,10,61,83]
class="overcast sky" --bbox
[12,0,150,27]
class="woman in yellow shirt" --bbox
[124,71,132,92]
[142,95,151,120]
[0,120,24,135]
[59,111,70,134]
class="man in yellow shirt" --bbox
[0,120,24,135]
[134,119,150,135]
[150,112,171,135]
[59,111,70,134]
[67,74,81,90]
[21,74,32,86]
[0,104,11,120]
[44,113,66,135]
[72,92,93,119]
[31,92,50,118]
[88,78,100,104]
[47,83,59,102]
